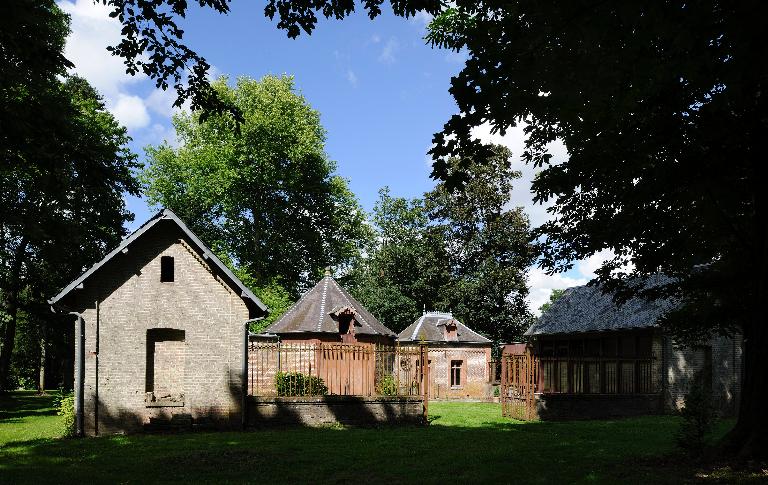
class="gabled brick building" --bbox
[49,209,268,435]
[399,312,493,400]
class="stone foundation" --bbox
[247,396,425,427]
[536,393,663,420]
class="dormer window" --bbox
[444,321,458,341]
[160,256,174,282]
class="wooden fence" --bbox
[248,341,429,399]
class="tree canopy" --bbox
[0,3,140,391]
[350,145,534,343]
[426,1,767,456]
[142,75,373,296]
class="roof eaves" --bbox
[48,208,268,314]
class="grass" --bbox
[0,393,764,484]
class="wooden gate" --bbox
[501,350,538,420]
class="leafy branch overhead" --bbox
[101,0,443,120]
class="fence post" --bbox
[420,344,429,423]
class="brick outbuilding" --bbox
[49,209,268,435]
[399,312,493,400]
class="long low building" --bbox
[518,280,742,419]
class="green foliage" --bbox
[539,289,565,315]
[58,393,76,438]
[350,146,534,342]
[0,3,138,391]
[425,1,766,454]
[676,372,717,454]
[376,374,398,396]
[274,372,328,396]
[142,75,373,296]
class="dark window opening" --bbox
[338,316,352,335]
[160,256,174,282]
[450,360,463,387]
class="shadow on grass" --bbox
[0,391,58,422]
[2,413,742,484]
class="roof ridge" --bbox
[317,276,330,332]
[48,208,267,314]
[410,314,427,341]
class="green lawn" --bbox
[0,393,763,484]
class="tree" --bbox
[0,67,140,390]
[348,188,450,332]
[351,146,534,342]
[426,145,534,344]
[142,75,374,295]
[539,289,565,315]
[426,2,767,457]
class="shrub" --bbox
[376,374,398,396]
[275,372,328,396]
[493,386,500,397]
[676,371,716,454]
[58,393,76,438]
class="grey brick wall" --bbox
[70,220,250,435]
[663,333,742,415]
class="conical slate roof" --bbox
[398,311,491,344]
[265,273,396,337]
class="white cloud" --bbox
[59,0,144,98]
[378,38,399,64]
[409,11,434,28]
[109,94,150,130]
[527,267,588,316]
[146,123,180,148]
[145,88,180,118]
[346,69,358,88]
[471,122,568,228]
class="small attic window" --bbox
[160,256,174,282]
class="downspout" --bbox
[242,317,264,429]
[70,311,85,437]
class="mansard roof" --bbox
[398,311,491,344]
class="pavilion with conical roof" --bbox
[262,269,396,345]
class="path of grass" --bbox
[0,390,61,445]
[0,393,763,484]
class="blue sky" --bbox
[60,0,607,313]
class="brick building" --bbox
[520,280,742,419]
[398,312,493,400]
[49,209,268,435]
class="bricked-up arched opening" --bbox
[145,328,185,406]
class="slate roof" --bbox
[398,311,492,344]
[49,208,268,316]
[264,273,397,337]
[525,277,676,336]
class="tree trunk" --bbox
[38,332,46,394]
[0,239,27,393]
[0,293,19,393]
[722,315,768,459]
